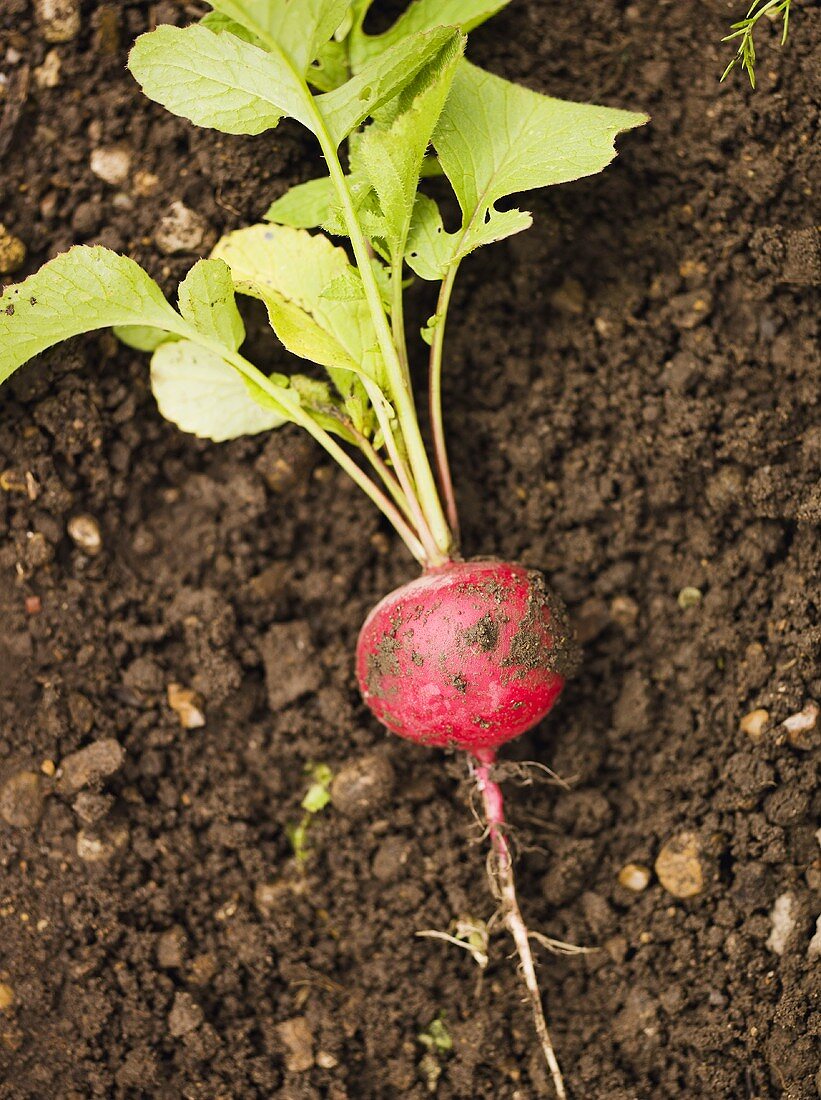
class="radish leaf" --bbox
[0,247,186,384]
[358,34,464,262]
[317,26,461,145]
[178,258,246,351]
[208,0,349,71]
[350,0,511,68]
[129,24,308,134]
[265,177,336,228]
[433,62,648,257]
[151,340,288,440]
[212,225,382,428]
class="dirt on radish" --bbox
[0,2,819,1100]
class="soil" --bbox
[0,2,818,1098]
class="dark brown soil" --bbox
[1,2,819,1098]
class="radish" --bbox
[357,559,574,754]
[0,4,647,1094]
[358,558,578,1093]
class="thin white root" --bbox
[416,928,489,970]
[494,848,568,1099]
[474,758,568,1099]
[529,929,596,957]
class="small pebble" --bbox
[90,146,131,187]
[0,772,46,828]
[168,992,203,1038]
[276,1016,314,1073]
[57,738,125,794]
[35,0,81,42]
[72,791,114,825]
[655,832,704,898]
[167,683,206,730]
[618,862,651,892]
[766,893,795,955]
[782,701,819,750]
[76,823,128,862]
[133,171,160,198]
[330,753,395,820]
[0,226,26,275]
[610,595,639,627]
[740,708,770,742]
[316,1051,338,1070]
[0,984,14,1013]
[67,514,102,554]
[157,925,187,969]
[34,49,62,88]
[549,277,586,314]
[154,201,207,255]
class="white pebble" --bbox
[766,893,795,956]
[67,513,102,554]
[35,0,80,43]
[154,201,207,255]
[90,146,131,187]
[34,49,62,89]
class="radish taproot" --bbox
[0,4,647,1094]
[357,560,576,753]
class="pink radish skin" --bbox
[356,560,575,755]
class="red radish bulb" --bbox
[356,560,576,756]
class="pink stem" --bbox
[475,753,568,1099]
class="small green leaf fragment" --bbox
[677,586,703,610]
[177,258,245,350]
[0,246,185,385]
[114,325,177,352]
[199,10,261,45]
[405,194,458,280]
[265,177,336,229]
[150,340,288,440]
[301,784,331,813]
[418,1015,453,1054]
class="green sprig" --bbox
[721,0,793,89]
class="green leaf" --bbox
[199,10,261,45]
[212,225,380,376]
[351,0,510,68]
[317,26,461,146]
[265,177,336,228]
[178,258,245,350]
[289,375,359,443]
[150,340,288,441]
[309,38,349,92]
[209,0,349,73]
[114,325,178,352]
[0,246,186,385]
[358,34,464,261]
[129,24,310,135]
[405,194,458,280]
[211,225,381,430]
[433,61,648,256]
